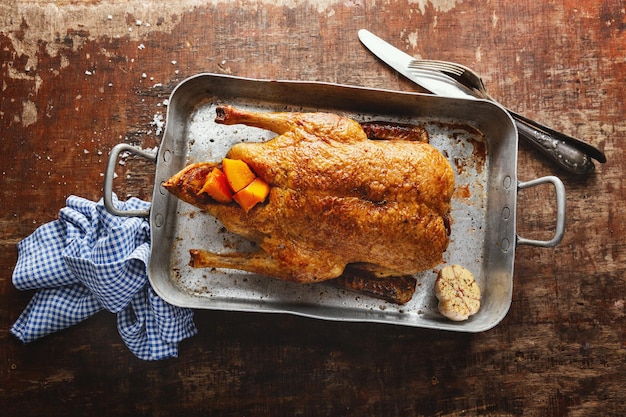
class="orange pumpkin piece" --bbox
[197,167,233,203]
[233,177,270,212]
[222,158,256,192]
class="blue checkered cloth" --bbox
[10,194,197,360]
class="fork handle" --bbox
[509,110,602,175]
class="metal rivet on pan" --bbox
[159,180,167,195]
[162,149,171,163]
[501,206,511,220]
[503,175,512,189]
[155,213,164,227]
[501,238,510,252]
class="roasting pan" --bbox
[104,73,565,332]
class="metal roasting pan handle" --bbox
[103,143,156,218]
[516,176,566,248]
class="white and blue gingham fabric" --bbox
[10,194,197,360]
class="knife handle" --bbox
[509,110,599,175]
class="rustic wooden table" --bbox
[1,1,624,416]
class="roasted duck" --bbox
[163,105,455,287]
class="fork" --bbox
[408,59,606,174]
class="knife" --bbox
[357,29,604,175]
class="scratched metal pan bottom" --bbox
[133,73,565,333]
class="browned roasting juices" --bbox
[163,105,455,301]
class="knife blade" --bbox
[357,29,601,175]
[357,29,477,99]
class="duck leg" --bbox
[189,247,345,283]
[215,105,368,144]
[189,249,291,279]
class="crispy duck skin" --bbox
[163,105,455,287]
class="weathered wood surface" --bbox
[1,1,624,416]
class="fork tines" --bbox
[408,60,466,76]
